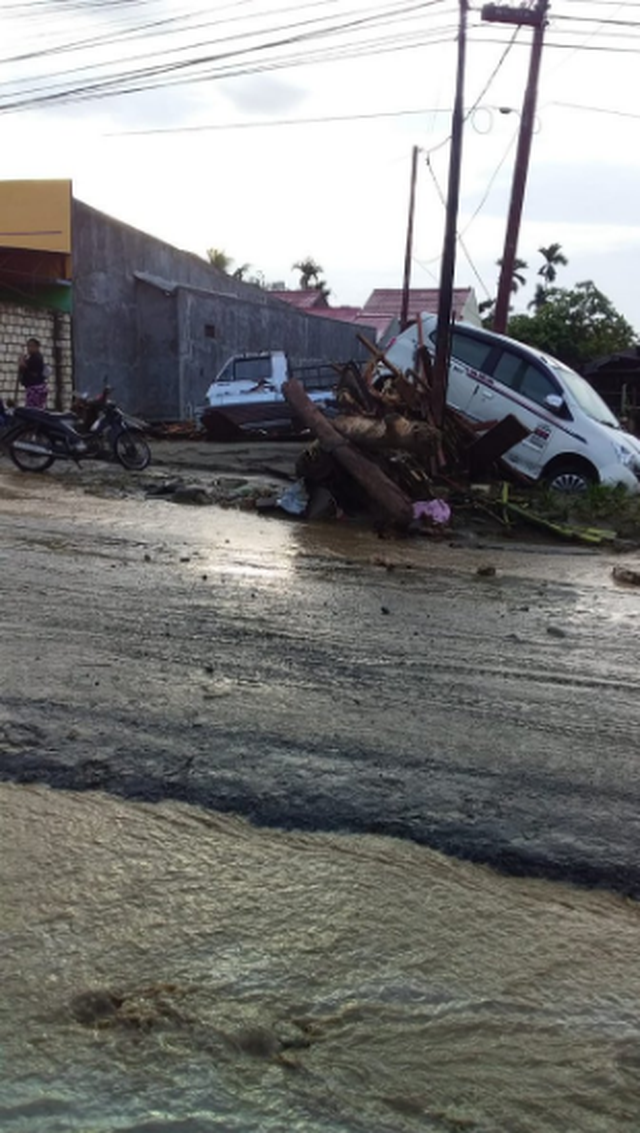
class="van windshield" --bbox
[545,357,621,429]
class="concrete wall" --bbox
[72,201,375,420]
[0,303,72,408]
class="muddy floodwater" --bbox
[2,456,640,1131]
[4,782,640,1133]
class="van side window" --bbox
[519,366,559,407]
[450,332,493,372]
[493,350,528,390]
[493,348,560,406]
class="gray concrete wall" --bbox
[72,200,375,420]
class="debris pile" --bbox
[282,334,530,533]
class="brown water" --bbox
[2,463,640,1131]
[2,782,640,1133]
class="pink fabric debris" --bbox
[412,499,451,525]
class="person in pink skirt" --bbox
[18,338,49,408]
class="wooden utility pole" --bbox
[484,0,549,334]
[432,0,469,427]
[400,145,420,332]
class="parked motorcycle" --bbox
[3,389,151,473]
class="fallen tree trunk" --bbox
[332,413,440,457]
[283,379,414,526]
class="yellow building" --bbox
[0,180,73,406]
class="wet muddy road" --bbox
[2,454,640,896]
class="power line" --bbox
[3,0,640,122]
[552,13,640,26]
[548,99,640,120]
[459,126,518,238]
[425,154,492,299]
[0,21,465,113]
[549,0,640,5]
[473,34,640,51]
[106,104,454,136]
[1,0,450,77]
[422,26,518,158]
[0,0,456,110]
[0,0,316,67]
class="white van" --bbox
[199,350,337,439]
[385,314,640,493]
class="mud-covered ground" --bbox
[2,440,640,897]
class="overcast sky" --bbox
[2,0,639,330]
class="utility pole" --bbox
[432,0,469,427]
[400,144,420,332]
[484,0,549,334]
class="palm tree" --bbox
[206,247,233,273]
[292,257,325,291]
[528,283,549,312]
[538,243,568,286]
[497,256,528,294]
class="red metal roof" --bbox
[310,306,364,323]
[269,289,329,310]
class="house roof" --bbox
[268,286,478,338]
[584,348,640,375]
[269,289,329,310]
[360,288,475,336]
[310,305,364,323]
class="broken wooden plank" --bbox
[465,414,531,477]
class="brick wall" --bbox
[0,303,73,408]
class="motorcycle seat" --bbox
[15,408,78,422]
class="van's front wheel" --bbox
[545,463,596,493]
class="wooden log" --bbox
[331,416,388,446]
[333,413,440,457]
[282,379,414,526]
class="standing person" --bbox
[18,338,49,408]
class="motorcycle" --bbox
[2,389,151,473]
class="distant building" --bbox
[584,348,640,431]
[271,286,481,343]
[358,288,481,342]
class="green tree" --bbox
[206,247,233,272]
[497,255,528,295]
[528,282,549,313]
[508,280,636,371]
[529,243,569,312]
[206,249,269,287]
[292,256,329,295]
[538,242,568,286]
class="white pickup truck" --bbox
[199,350,339,440]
